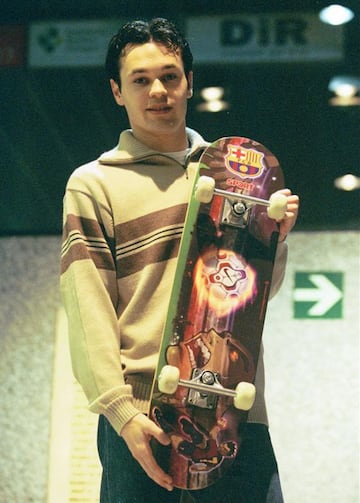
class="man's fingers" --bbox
[132,441,173,491]
[152,427,171,446]
[121,415,174,491]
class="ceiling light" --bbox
[334,83,357,98]
[197,86,229,112]
[334,174,360,191]
[319,4,354,25]
[197,99,229,112]
[329,95,360,106]
[329,75,360,95]
[328,75,360,106]
[200,87,224,101]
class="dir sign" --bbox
[187,13,343,63]
[293,272,343,319]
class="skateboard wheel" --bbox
[158,365,180,394]
[194,176,215,203]
[234,382,256,410]
[267,193,287,220]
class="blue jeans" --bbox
[97,416,284,503]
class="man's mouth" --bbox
[147,104,172,112]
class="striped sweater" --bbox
[60,128,288,435]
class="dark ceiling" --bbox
[1,1,359,234]
[1,1,359,22]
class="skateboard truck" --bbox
[195,176,287,221]
[221,198,248,228]
[187,368,221,409]
[158,365,256,411]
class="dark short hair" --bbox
[105,18,193,86]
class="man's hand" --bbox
[121,414,174,491]
[199,143,229,190]
[274,189,300,242]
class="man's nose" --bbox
[149,79,167,97]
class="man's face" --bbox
[110,42,193,151]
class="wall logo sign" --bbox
[293,272,343,319]
[187,13,343,64]
[29,20,121,68]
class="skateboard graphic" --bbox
[149,137,286,490]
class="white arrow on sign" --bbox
[293,274,343,316]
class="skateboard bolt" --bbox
[201,371,215,385]
[232,202,246,216]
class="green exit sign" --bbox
[293,272,343,319]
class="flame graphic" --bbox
[193,248,257,318]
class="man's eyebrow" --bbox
[129,64,179,76]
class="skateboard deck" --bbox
[149,137,286,490]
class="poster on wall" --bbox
[28,19,122,68]
[187,13,343,63]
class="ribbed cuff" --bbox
[104,396,141,435]
[89,384,141,435]
[88,377,154,435]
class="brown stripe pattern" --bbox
[61,204,187,279]
[114,204,187,278]
[61,215,115,274]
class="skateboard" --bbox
[149,137,286,490]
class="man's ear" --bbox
[110,79,124,106]
[187,71,193,99]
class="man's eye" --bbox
[163,74,178,82]
[134,78,147,85]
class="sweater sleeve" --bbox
[60,177,141,434]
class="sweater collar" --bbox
[98,128,209,165]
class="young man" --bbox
[61,18,299,503]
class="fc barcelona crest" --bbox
[225,145,265,179]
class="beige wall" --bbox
[265,232,359,503]
[0,233,358,502]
